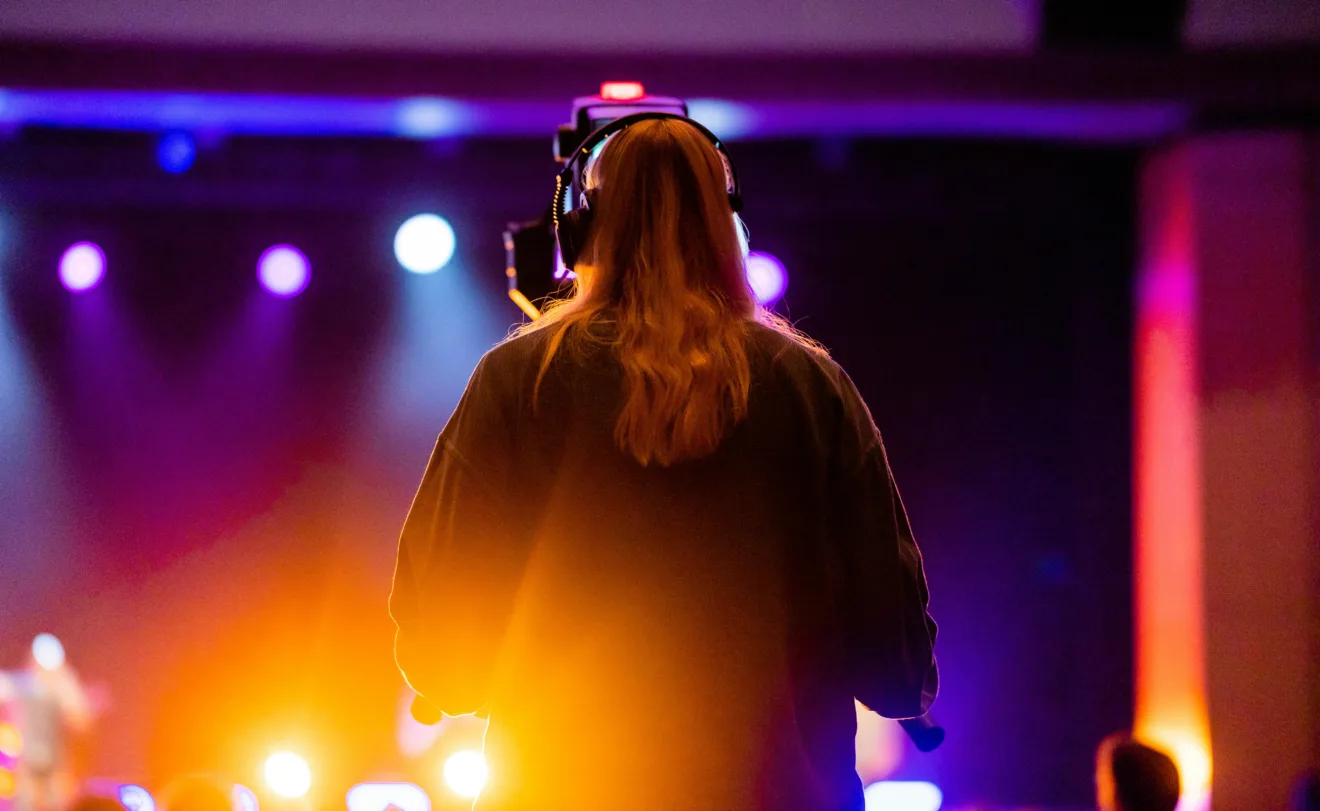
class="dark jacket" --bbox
[390,320,937,811]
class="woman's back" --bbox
[391,321,937,811]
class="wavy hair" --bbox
[516,118,825,466]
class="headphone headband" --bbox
[553,112,743,215]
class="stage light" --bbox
[158,132,196,174]
[232,784,259,811]
[59,242,105,293]
[346,783,430,811]
[32,633,65,670]
[862,781,942,811]
[257,245,311,298]
[442,750,488,799]
[0,767,14,800]
[394,214,456,275]
[264,752,312,799]
[395,98,464,139]
[686,99,756,140]
[600,82,646,101]
[746,251,788,307]
[118,784,156,811]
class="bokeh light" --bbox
[746,251,788,307]
[257,245,311,298]
[58,242,106,293]
[264,752,312,799]
[394,98,464,139]
[118,784,156,811]
[32,633,65,670]
[686,99,757,140]
[394,214,456,274]
[231,784,259,811]
[0,767,15,800]
[157,132,197,174]
[862,780,943,811]
[0,723,22,758]
[346,783,430,811]
[442,750,488,799]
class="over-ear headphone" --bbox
[552,111,744,271]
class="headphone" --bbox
[552,111,744,271]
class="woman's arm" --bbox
[389,356,523,716]
[827,364,939,719]
[835,440,939,719]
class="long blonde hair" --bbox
[517,118,823,467]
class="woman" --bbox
[390,118,937,811]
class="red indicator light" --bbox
[600,82,646,101]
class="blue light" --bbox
[118,785,156,811]
[394,98,466,139]
[0,89,1187,142]
[686,99,757,140]
[863,781,942,811]
[157,131,196,174]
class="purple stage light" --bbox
[257,245,311,297]
[59,242,106,292]
[746,251,788,307]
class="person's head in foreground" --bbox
[1096,733,1182,811]
[525,116,820,467]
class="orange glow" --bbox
[854,701,903,784]
[0,767,14,800]
[508,288,541,320]
[1134,150,1211,810]
[0,722,21,757]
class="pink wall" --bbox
[0,0,1028,53]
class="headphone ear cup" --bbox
[556,190,597,271]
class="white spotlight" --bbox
[31,634,65,670]
[863,780,943,811]
[442,750,488,799]
[263,752,311,799]
[394,214,456,274]
[346,783,430,811]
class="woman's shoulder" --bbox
[484,327,554,369]
[745,319,842,384]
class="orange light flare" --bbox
[1134,153,1211,811]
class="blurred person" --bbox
[1095,733,1181,811]
[390,117,938,811]
[0,639,93,811]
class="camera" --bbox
[504,83,689,319]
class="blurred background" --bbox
[0,2,1317,811]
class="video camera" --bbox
[503,82,689,319]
